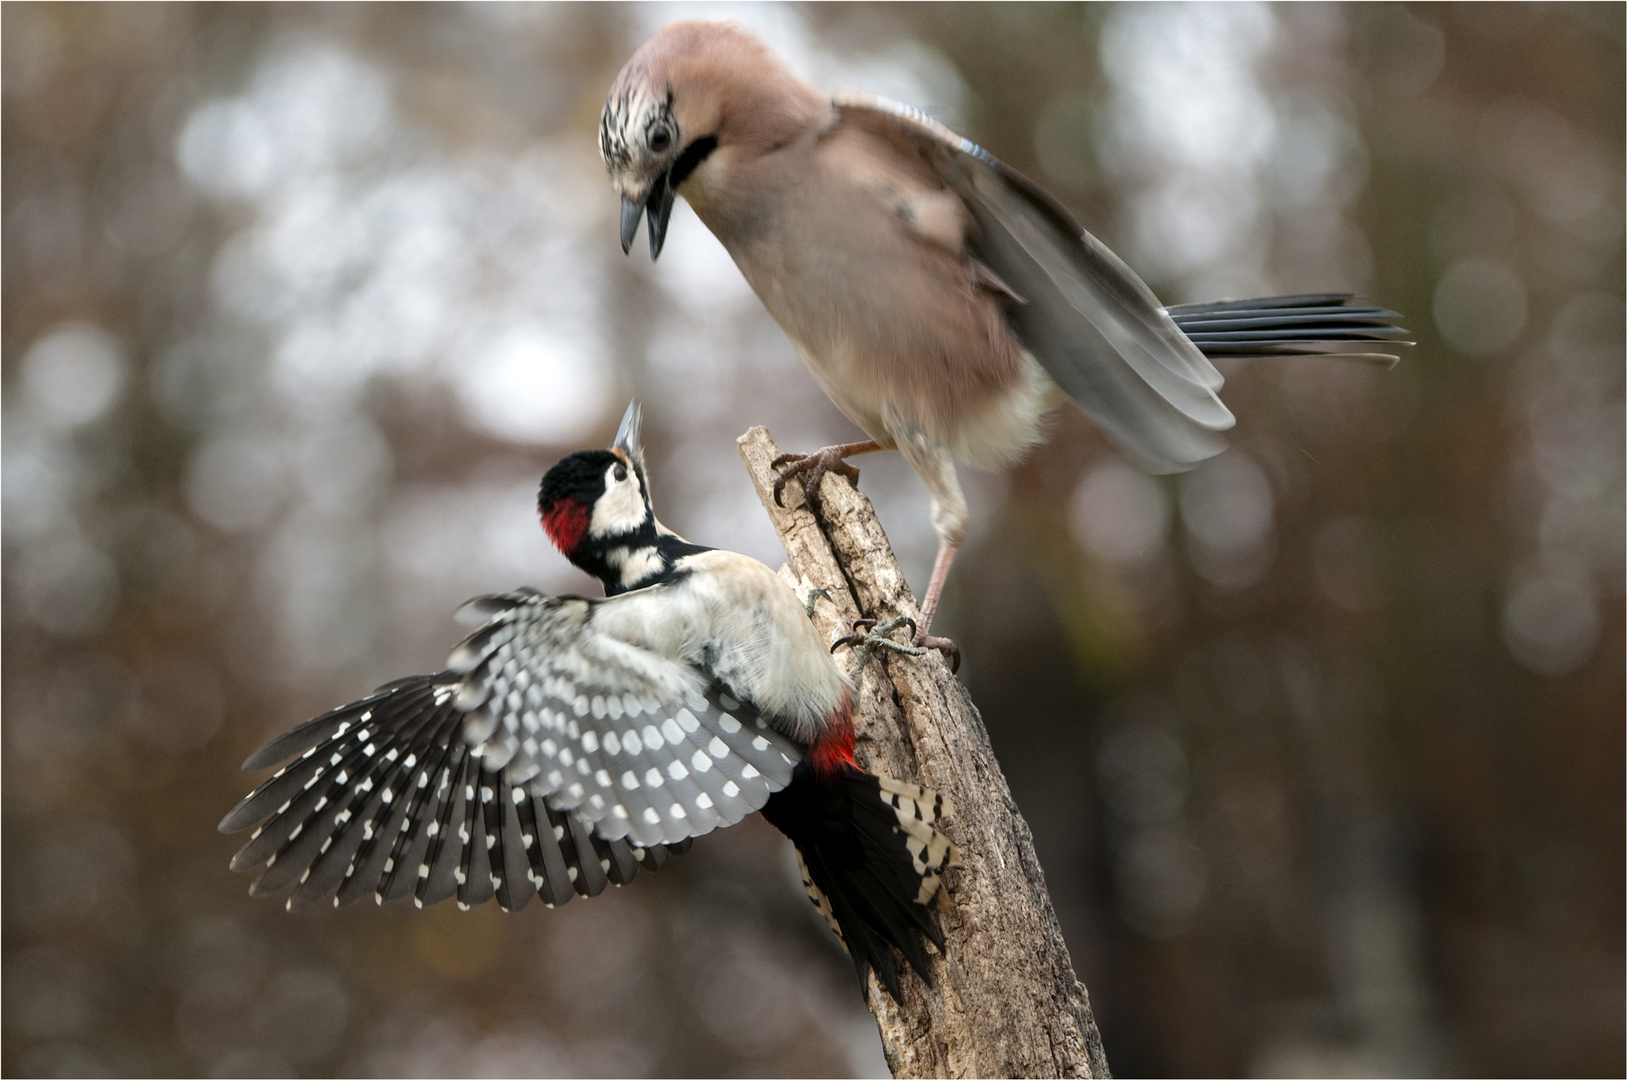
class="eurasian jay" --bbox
[600,21,1407,652]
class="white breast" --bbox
[591,549,848,742]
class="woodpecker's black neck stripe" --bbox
[539,447,709,595]
[579,526,712,597]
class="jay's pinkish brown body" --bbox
[601,21,1408,647]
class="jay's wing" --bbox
[219,672,693,913]
[834,93,1234,473]
[446,589,801,848]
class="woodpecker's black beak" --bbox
[620,173,677,260]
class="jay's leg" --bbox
[916,538,960,650]
[886,413,964,662]
[772,440,885,516]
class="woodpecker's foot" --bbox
[831,616,928,680]
[832,617,961,675]
[798,585,832,617]
[773,446,861,517]
[831,617,921,655]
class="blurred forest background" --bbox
[3,3,1622,1077]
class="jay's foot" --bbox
[912,630,960,672]
[832,616,960,676]
[772,445,862,518]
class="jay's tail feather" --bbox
[1168,294,1411,366]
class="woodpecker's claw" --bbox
[832,616,961,675]
[832,616,932,680]
[830,618,883,652]
[772,447,861,516]
[799,586,831,617]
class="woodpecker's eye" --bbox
[613,463,628,482]
[648,123,672,152]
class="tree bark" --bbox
[737,427,1110,1080]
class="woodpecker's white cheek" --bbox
[590,468,648,537]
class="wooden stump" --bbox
[738,427,1110,1079]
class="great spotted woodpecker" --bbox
[220,402,958,1000]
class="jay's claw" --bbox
[772,446,862,516]
[912,632,961,674]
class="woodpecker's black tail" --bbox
[1168,294,1411,365]
[219,672,689,912]
[761,763,959,1002]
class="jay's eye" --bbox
[648,123,672,152]
[614,464,628,482]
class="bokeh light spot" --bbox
[22,321,128,429]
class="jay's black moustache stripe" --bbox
[665,135,718,192]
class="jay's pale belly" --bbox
[728,215,1062,471]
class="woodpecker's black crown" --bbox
[537,402,709,596]
[537,449,628,528]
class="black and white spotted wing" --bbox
[218,672,690,913]
[447,590,802,849]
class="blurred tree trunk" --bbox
[739,427,1110,1079]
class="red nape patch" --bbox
[541,498,591,555]
[808,693,857,778]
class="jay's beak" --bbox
[620,173,678,259]
[644,175,676,259]
[619,197,644,255]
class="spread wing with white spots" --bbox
[447,590,803,848]
[219,672,690,913]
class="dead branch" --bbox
[738,427,1110,1079]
